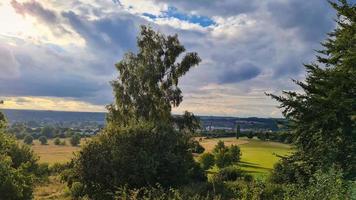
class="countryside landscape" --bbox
[0,0,355,199]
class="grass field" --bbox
[199,137,293,178]
[20,138,88,164]
[29,137,292,199]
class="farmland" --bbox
[199,137,293,177]
[26,137,292,175]
[19,138,88,164]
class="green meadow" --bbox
[200,137,293,178]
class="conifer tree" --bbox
[268,0,356,180]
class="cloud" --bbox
[0,0,340,117]
[11,0,71,35]
[0,44,20,79]
[62,10,141,56]
[267,0,335,42]
[150,0,259,17]
[219,63,261,84]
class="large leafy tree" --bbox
[269,0,356,180]
[69,26,204,199]
[107,25,201,127]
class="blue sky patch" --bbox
[144,7,216,27]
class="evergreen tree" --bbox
[236,124,240,139]
[268,0,356,180]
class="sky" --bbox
[0,0,350,117]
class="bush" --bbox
[199,153,215,170]
[68,123,205,199]
[247,132,254,139]
[23,134,34,145]
[285,168,350,200]
[115,184,221,200]
[0,131,39,200]
[38,136,48,145]
[214,166,245,182]
[213,142,241,168]
[70,134,81,146]
[54,137,61,145]
[71,182,84,199]
[190,140,205,154]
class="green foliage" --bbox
[268,0,356,180]
[284,168,350,200]
[236,125,240,139]
[214,166,247,182]
[213,141,241,168]
[246,132,254,139]
[54,137,61,145]
[0,126,39,200]
[23,134,33,145]
[38,135,48,145]
[175,111,201,134]
[41,126,54,138]
[0,111,8,130]
[190,140,205,154]
[70,134,81,146]
[115,184,221,200]
[199,153,215,170]
[106,25,201,127]
[70,182,84,199]
[69,123,204,199]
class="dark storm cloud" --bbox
[219,63,261,84]
[62,10,140,55]
[267,0,335,42]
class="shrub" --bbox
[213,142,241,168]
[60,140,66,146]
[115,184,220,200]
[38,136,48,145]
[70,134,81,146]
[247,132,254,139]
[284,168,350,200]
[54,137,61,145]
[71,182,84,199]
[214,166,245,182]
[69,123,205,199]
[199,153,215,170]
[190,140,205,154]
[23,134,34,145]
[0,131,39,200]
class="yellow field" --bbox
[20,138,89,164]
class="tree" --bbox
[69,26,203,199]
[213,141,241,168]
[106,25,201,127]
[0,111,7,130]
[0,112,39,200]
[70,134,81,146]
[70,123,204,199]
[54,137,61,145]
[23,134,34,145]
[199,152,215,170]
[41,126,54,138]
[267,0,356,180]
[236,124,241,139]
[38,136,48,145]
[247,132,254,139]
